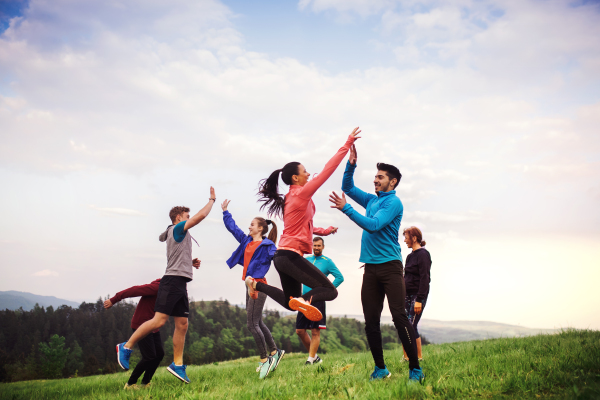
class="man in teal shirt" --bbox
[295,237,344,365]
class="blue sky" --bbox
[0,0,599,330]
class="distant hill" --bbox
[332,314,558,344]
[0,291,80,311]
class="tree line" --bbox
[0,299,425,382]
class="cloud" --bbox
[32,269,59,277]
[89,206,146,217]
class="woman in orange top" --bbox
[249,128,361,321]
[221,200,284,379]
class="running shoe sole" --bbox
[289,298,322,321]
[167,366,190,384]
[272,350,285,371]
[116,344,128,370]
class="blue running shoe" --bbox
[409,367,425,382]
[271,349,285,372]
[167,362,190,384]
[116,342,133,370]
[369,365,391,381]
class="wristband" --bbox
[209,198,216,201]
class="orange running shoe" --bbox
[289,297,322,321]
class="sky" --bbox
[0,0,599,330]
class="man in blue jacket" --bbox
[329,144,424,382]
[296,236,344,365]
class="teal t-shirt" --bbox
[302,255,344,295]
[173,221,187,242]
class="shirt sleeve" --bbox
[173,221,187,243]
[110,282,160,304]
[327,259,344,288]
[297,135,356,200]
[313,226,334,236]
[341,161,376,209]
[223,211,247,244]
[416,251,432,303]
[341,197,402,233]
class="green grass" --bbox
[1,330,599,399]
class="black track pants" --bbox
[255,250,338,309]
[128,330,164,385]
[361,260,420,370]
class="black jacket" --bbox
[404,247,431,303]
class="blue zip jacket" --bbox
[302,255,344,295]
[341,161,403,264]
[223,211,277,279]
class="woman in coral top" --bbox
[249,127,361,321]
[221,200,284,380]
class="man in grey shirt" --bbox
[116,187,216,384]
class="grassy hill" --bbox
[1,330,598,399]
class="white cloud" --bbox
[32,269,59,277]
[89,206,146,217]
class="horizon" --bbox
[1,0,599,331]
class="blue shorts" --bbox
[405,294,427,339]
[295,301,326,330]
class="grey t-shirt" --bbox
[159,222,193,280]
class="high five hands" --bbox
[350,127,362,143]
[329,191,347,210]
[221,199,231,211]
[349,144,358,165]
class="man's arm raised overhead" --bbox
[341,144,376,209]
[183,186,216,231]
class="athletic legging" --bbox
[127,330,164,385]
[246,290,278,359]
[255,250,338,309]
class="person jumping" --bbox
[221,199,285,379]
[250,128,361,321]
[329,144,425,382]
[115,187,216,384]
[295,236,344,365]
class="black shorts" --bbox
[295,300,326,330]
[154,275,190,318]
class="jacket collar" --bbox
[376,189,396,198]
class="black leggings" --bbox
[361,260,420,370]
[255,250,338,310]
[128,330,164,385]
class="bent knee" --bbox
[330,287,338,300]
[296,329,306,336]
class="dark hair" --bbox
[169,206,190,223]
[257,162,301,218]
[403,226,426,246]
[376,162,401,189]
[313,236,324,245]
[254,217,278,244]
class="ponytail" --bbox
[254,217,278,245]
[257,162,300,218]
[267,220,278,245]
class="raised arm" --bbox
[313,226,338,236]
[342,159,376,210]
[298,128,361,199]
[330,192,402,233]
[183,186,216,231]
[221,200,247,244]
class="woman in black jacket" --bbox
[402,226,432,360]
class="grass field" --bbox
[1,329,599,399]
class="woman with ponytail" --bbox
[221,199,284,380]
[402,226,432,361]
[250,127,362,322]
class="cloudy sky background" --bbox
[1,0,599,329]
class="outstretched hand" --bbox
[221,199,230,211]
[210,186,216,200]
[329,191,347,210]
[349,144,358,165]
[193,258,201,269]
[103,299,113,309]
[329,227,339,235]
[349,127,361,143]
